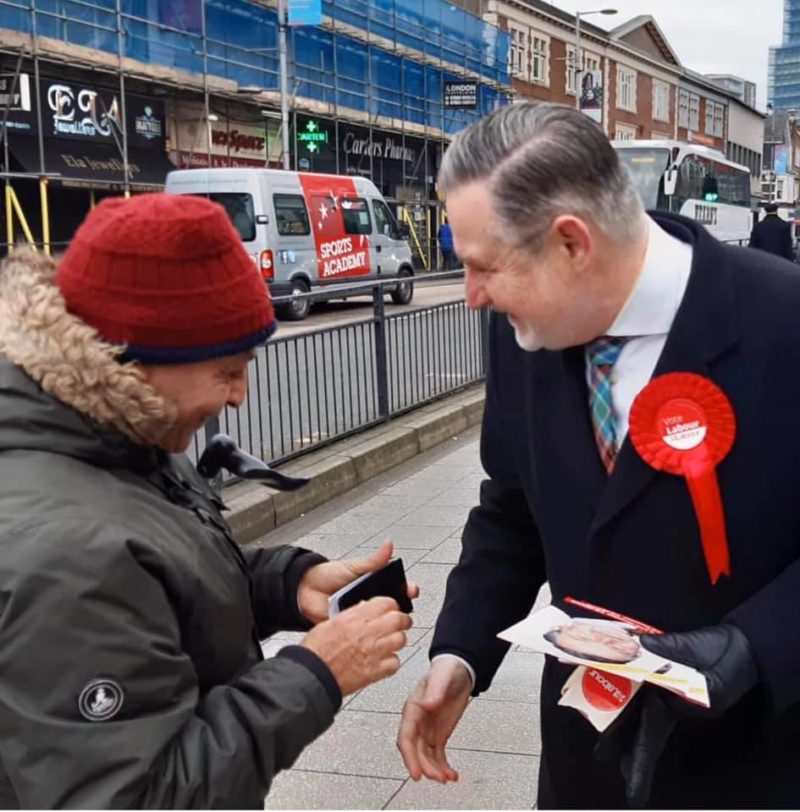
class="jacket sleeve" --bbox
[430,313,547,695]
[783,224,795,260]
[241,544,327,638]
[0,518,338,809]
[727,560,800,715]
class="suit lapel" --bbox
[591,217,739,535]
[529,344,608,506]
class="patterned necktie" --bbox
[586,337,627,474]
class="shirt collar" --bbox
[606,216,693,338]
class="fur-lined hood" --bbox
[0,249,176,451]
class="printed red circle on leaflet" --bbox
[581,668,634,712]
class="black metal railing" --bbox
[190,274,486,478]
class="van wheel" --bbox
[277,278,311,321]
[391,269,414,305]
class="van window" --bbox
[205,193,255,242]
[340,197,372,235]
[274,194,311,236]
[371,199,397,237]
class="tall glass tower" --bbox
[770,0,800,111]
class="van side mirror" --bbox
[398,222,410,239]
[663,166,678,196]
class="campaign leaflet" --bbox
[498,604,709,708]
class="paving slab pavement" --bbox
[253,425,549,810]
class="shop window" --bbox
[616,66,637,113]
[531,35,549,86]
[566,47,600,96]
[688,93,700,131]
[678,89,689,128]
[508,24,528,80]
[652,81,670,122]
[615,123,638,141]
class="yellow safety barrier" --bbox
[40,178,50,256]
[5,185,12,249]
[401,207,429,271]
[5,184,38,251]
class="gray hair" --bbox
[438,102,644,253]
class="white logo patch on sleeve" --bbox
[78,679,124,721]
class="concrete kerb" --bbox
[225,384,486,545]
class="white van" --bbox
[165,167,415,320]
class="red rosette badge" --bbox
[629,372,736,585]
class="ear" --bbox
[551,215,593,267]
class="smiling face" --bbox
[548,623,641,664]
[446,179,642,352]
[140,351,254,453]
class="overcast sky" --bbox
[543,0,783,111]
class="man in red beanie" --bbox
[0,193,415,808]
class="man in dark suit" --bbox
[396,102,800,808]
[749,202,794,260]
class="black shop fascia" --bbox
[294,114,433,200]
[6,73,175,190]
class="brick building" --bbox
[457,0,764,199]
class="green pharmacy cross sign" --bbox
[298,119,329,154]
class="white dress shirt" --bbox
[434,218,693,688]
[587,217,693,449]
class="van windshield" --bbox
[204,193,256,242]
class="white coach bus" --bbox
[614,140,752,242]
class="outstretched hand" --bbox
[298,540,420,625]
[397,658,473,784]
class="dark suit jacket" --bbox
[432,213,800,808]
[749,213,794,261]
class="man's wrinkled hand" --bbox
[397,658,472,784]
[301,596,412,695]
[298,540,420,625]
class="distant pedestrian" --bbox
[438,218,457,270]
[749,202,794,260]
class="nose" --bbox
[227,374,248,409]
[464,268,490,310]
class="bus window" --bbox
[713,161,750,207]
[674,155,750,211]
[616,148,670,210]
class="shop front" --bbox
[293,114,442,267]
[169,101,282,169]
[2,71,175,251]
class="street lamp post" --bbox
[277,0,290,169]
[574,8,617,112]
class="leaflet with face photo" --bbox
[499,604,710,707]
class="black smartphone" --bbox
[328,558,414,616]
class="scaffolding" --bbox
[0,0,509,253]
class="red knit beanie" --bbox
[56,193,276,364]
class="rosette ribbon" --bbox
[629,372,736,585]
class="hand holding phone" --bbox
[328,558,414,617]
